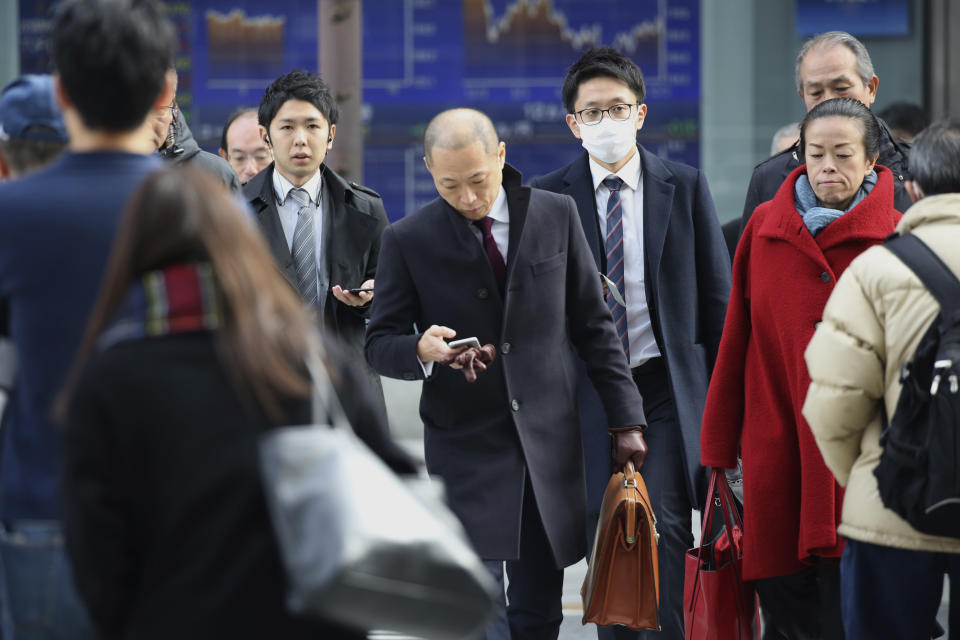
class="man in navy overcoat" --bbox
[530,48,731,640]
[366,108,648,640]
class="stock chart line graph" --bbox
[463,0,668,89]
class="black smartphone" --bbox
[346,287,374,294]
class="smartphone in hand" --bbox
[346,287,374,294]
[447,337,481,350]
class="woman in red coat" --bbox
[700,98,902,640]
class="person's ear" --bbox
[864,154,878,175]
[327,123,336,149]
[52,73,71,111]
[864,76,879,108]
[152,70,176,112]
[260,124,271,147]
[635,103,647,132]
[497,141,506,169]
[565,113,581,140]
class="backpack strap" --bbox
[885,234,960,319]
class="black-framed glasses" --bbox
[574,103,639,126]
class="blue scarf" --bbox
[794,170,877,236]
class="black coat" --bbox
[738,118,911,239]
[365,165,646,567]
[530,146,731,508]
[245,164,389,420]
[61,332,416,640]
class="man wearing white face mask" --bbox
[531,47,731,640]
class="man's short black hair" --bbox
[52,0,176,132]
[257,70,339,134]
[910,118,960,196]
[219,107,257,152]
[876,102,930,140]
[561,47,646,114]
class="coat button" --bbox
[502,342,511,354]
[820,272,831,283]
[511,399,520,411]
[477,288,489,299]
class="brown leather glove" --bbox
[609,426,648,469]
[440,344,497,383]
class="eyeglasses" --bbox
[574,103,639,126]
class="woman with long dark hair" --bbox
[58,167,415,639]
[700,98,903,639]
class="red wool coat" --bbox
[700,165,902,581]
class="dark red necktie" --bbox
[474,216,506,293]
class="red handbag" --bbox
[683,469,759,640]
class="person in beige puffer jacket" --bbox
[803,118,960,640]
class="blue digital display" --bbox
[18,0,702,222]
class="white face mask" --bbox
[578,116,638,164]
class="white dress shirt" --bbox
[421,186,509,377]
[590,152,661,367]
[273,168,324,300]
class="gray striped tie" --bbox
[288,188,319,306]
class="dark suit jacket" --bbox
[530,146,731,508]
[365,164,645,567]
[245,164,388,416]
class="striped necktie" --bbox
[288,187,319,306]
[603,176,629,359]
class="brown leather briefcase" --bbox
[581,460,660,630]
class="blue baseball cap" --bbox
[0,75,68,143]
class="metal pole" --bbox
[319,0,364,182]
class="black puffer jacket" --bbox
[159,111,241,193]
[738,118,910,238]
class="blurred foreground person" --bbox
[701,98,903,640]
[59,167,416,640]
[803,119,960,639]
[0,1,177,637]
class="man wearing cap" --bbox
[0,75,69,442]
[0,75,68,180]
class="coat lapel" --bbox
[560,154,604,270]
[503,164,529,292]
[640,148,675,297]
[757,166,833,270]
[251,165,298,290]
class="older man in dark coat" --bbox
[365,108,647,640]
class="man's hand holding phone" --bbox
[332,278,374,307]
[417,325,470,366]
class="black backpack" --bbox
[874,233,960,538]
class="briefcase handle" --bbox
[623,460,637,544]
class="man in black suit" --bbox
[365,108,648,640]
[530,47,731,640]
[244,70,388,418]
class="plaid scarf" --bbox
[98,263,224,351]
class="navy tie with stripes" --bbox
[602,176,629,359]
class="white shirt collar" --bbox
[590,147,642,193]
[486,186,509,224]
[273,168,323,206]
